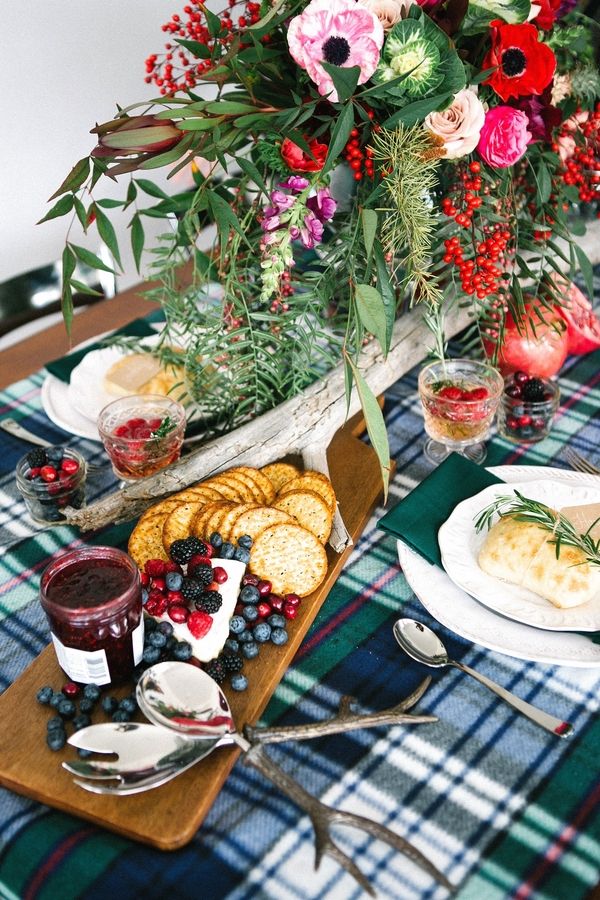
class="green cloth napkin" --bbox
[45,312,164,383]
[378,452,503,568]
[379,452,600,644]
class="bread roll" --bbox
[478,514,600,609]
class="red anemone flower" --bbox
[483,21,556,101]
[281,137,328,173]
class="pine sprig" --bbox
[474,490,600,567]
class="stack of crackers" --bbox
[128,463,337,597]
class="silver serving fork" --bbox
[563,448,600,476]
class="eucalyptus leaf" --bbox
[73,196,88,230]
[93,205,123,270]
[130,215,145,273]
[61,281,73,337]
[62,244,77,284]
[355,284,388,355]
[344,354,390,501]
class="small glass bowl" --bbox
[418,359,504,464]
[16,447,86,525]
[497,373,560,444]
[97,394,186,480]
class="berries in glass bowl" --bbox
[497,371,560,444]
[16,446,86,524]
[97,395,186,480]
[418,359,504,464]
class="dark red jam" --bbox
[40,547,143,685]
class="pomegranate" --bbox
[489,303,569,378]
[555,281,600,355]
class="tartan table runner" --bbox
[0,331,599,898]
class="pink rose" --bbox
[477,106,532,168]
[424,89,485,160]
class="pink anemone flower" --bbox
[287,0,384,102]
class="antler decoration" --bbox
[241,678,453,895]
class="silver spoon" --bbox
[393,618,573,738]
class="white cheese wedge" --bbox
[104,354,163,396]
[150,558,245,662]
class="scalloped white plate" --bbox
[398,466,600,667]
[439,479,600,632]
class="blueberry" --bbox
[78,698,95,714]
[230,674,248,692]
[57,699,76,719]
[233,547,251,564]
[36,686,54,705]
[172,641,193,661]
[142,646,162,664]
[119,696,137,714]
[46,447,65,464]
[220,542,235,559]
[241,641,259,660]
[238,535,253,549]
[267,614,286,629]
[148,631,167,648]
[253,622,272,643]
[72,714,92,731]
[49,692,65,709]
[242,605,259,622]
[142,588,149,605]
[210,531,223,548]
[47,716,65,732]
[144,615,157,632]
[112,709,132,723]
[237,629,253,643]
[229,615,247,635]
[101,696,119,715]
[158,621,174,637]
[83,684,101,702]
[165,571,183,591]
[240,585,260,605]
[224,638,240,654]
[270,627,288,646]
[46,730,66,751]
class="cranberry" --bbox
[61,458,79,475]
[532,417,547,430]
[140,571,150,587]
[234,602,245,615]
[29,466,41,478]
[125,418,146,430]
[212,566,228,584]
[151,576,166,592]
[258,579,272,595]
[284,593,301,607]
[62,681,80,696]
[283,603,298,620]
[257,601,272,618]
[505,383,522,399]
[506,416,520,430]
[40,465,58,483]
[188,610,212,638]
[167,590,185,605]
[514,371,529,384]
[518,415,532,427]
[268,594,284,611]
[145,598,160,615]
[243,573,260,586]
[145,559,167,577]
[168,604,189,623]
[203,543,215,558]
[206,580,219,592]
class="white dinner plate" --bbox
[398,465,600,668]
[439,479,600,632]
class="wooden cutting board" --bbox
[0,423,390,850]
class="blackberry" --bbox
[205,658,227,685]
[195,590,223,614]
[220,652,243,674]
[181,576,207,603]
[170,537,208,565]
[190,564,214,588]
[27,448,47,468]
[522,378,546,403]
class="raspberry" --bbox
[194,590,223,614]
[187,610,212,639]
[145,559,167,577]
[437,386,463,401]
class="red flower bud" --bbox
[90,115,182,159]
[281,137,328,173]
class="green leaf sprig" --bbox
[474,490,600,568]
[151,415,177,440]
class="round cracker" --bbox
[177,485,224,501]
[225,467,268,503]
[219,502,260,542]
[162,500,206,551]
[128,512,170,569]
[273,489,332,544]
[192,500,232,540]
[204,475,249,502]
[233,466,276,504]
[278,472,336,514]
[205,502,238,539]
[260,462,299,497]
[249,523,328,597]
[230,506,294,543]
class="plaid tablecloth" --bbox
[0,337,599,899]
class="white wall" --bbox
[0,1,176,290]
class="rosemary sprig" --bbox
[474,490,600,568]
[151,416,176,440]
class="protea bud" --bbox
[90,115,182,158]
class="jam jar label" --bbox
[131,618,144,666]
[51,634,112,685]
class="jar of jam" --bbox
[40,547,144,685]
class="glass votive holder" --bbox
[40,546,144,685]
[497,372,560,443]
[16,446,86,525]
[97,394,186,480]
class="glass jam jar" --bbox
[40,546,144,685]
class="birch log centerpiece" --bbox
[64,300,473,548]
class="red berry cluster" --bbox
[440,160,483,226]
[555,104,600,208]
[142,551,226,638]
[237,573,301,621]
[343,112,376,182]
[145,0,262,94]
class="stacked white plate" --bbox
[397,466,600,667]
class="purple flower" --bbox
[279,176,310,192]
[306,187,337,223]
[261,212,281,232]
[512,94,562,143]
[270,190,296,210]
[299,211,324,249]
[556,0,576,17]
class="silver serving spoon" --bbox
[393,618,573,738]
